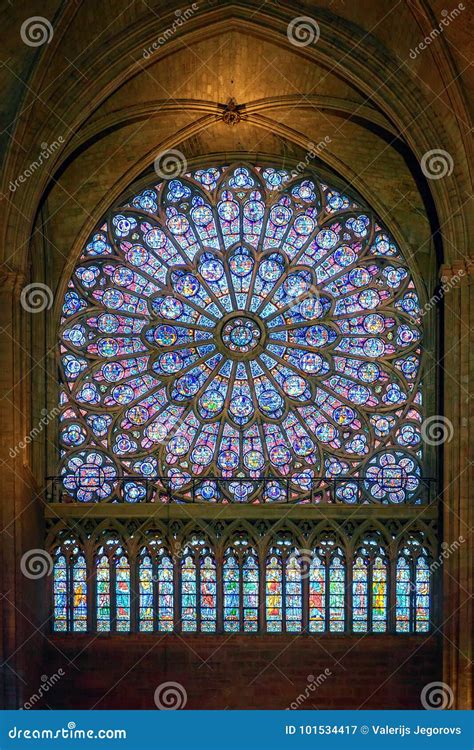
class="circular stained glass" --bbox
[219,314,264,357]
[59,163,424,503]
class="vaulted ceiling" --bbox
[1,0,472,293]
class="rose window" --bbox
[59,164,423,503]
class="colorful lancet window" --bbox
[138,551,154,631]
[53,553,68,632]
[156,553,174,631]
[352,537,388,633]
[52,531,433,634]
[309,541,346,632]
[223,545,259,632]
[181,542,216,632]
[372,555,388,632]
[266,549,283,632]
[138,544,174,632]
[414,556,430,632]
[95,540,130,632]
[309,549,326,632]
[200,554,217,632]
[115,553,131,632]
[328,554,346,632]
[72,555,88,631]
[58,163,425,505]
[181,550,197,632]
[352,554,369,632]
[265,545,302,632]
[285,551,303,632]
[223,551,240,632]
[396,542,431,632]
[96,553,110,632]
[242,550,259,632]
[53,544,88,632]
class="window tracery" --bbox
[50,522,435,634]
[58,163,424,505]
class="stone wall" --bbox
[40,634,441,710]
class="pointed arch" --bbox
[137,538,174,632]
[51,535,88,633]
[395,532,432,633]
[93,533,131,633]
[352,530,389,633]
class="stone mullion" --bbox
[130,554,139,634]
[86,545,94,634]
[216,547,224,634]
[388,542,397,634]
[258,544,266,633]
[173,546,181,634]
[302,561,309,634]
[110,555,117,634]
[345,546,353,635]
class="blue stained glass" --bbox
[396,544,431,633]
[72,556,87,632]
[96,555,111,632]
[59,163,423,504]
[285,554,302,632]
[53,554,68,632]
[139,555,153,631]
[181,554,197,632]
[115,555,130,632]
[223,553,240,632]
[54,533,434,635]
[266,554,282,632]
[329,556,345,632]
[352,555,368,632]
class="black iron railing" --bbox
[45,474,437,505]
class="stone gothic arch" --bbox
[0,0,471,710]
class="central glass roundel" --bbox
[220,315,263,356]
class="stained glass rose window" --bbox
[59,164,423,503]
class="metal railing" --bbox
[45,474,437,505]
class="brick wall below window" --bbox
[38,634,441,709]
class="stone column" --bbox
[0,268,44,708]
[440,258,474,709]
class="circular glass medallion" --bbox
[218,313,265,357]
